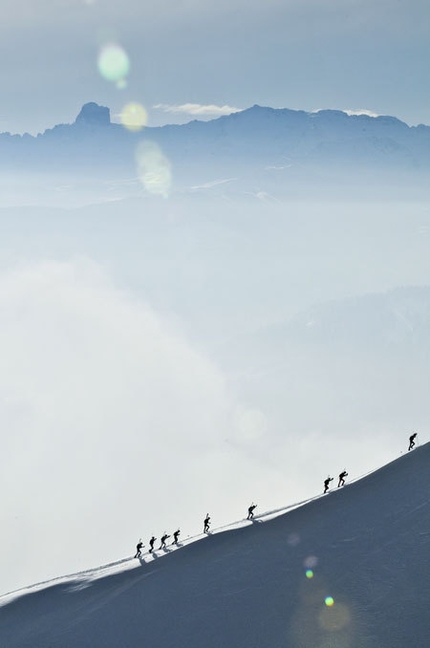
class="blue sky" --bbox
[0,0,429,133]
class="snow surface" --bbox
[1,443,429,647]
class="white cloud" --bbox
[343,108,379,118]
[153,103,243,117]
[0,259,283,595]
[311,108,379,118]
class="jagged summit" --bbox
[74,102,110,127]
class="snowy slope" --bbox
[1,444,429,647]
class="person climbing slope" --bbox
[408,433,417,451]
[338,470,348,487]
[324,476,334,493]
[203,514,211,533]
[172,529,180,545]
[134,539,144,558]
[247,503,257,520]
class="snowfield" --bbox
[1,443,429,647]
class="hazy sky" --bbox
[1,0,429,133]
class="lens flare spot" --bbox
[319,602,351,632]
[287,533,300,546]
[234,407,267,441]
[306,569,314,579]
[325,596,334,607]
[121,103,148,132]
[135,141,171,197]
[98,44,130,84]
[304,555,318,569]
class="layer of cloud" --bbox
[343,108,379,118]
[0,258,285,595]
[311,108,379,118]
[153,103,243,117]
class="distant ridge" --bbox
[4,103,430,137]
[0,103,429,198]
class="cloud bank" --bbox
[311,107,379,118]
[153,103,243,117]
[343,108,379,118]
[0,259,280,594]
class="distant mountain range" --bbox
[1,102,429,197]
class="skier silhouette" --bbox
[247,503,257,520]
[172,529,180,545]
[408,433,417,451]
[324,477,334,493]
[159,533,170,549]
[149,536,156,553]
[338,470,348,488]
[134,539,144,558]
[203,514,211,533]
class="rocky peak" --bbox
[74,102,110,127]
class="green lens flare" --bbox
[135,141,172,197]
[98,44,130,83]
